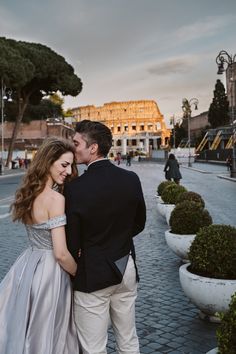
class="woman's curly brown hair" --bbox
[11,137,78,224]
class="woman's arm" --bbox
[49,192,77,276]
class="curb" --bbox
[217,174,236,182]
[0,171,25,179]
[182,165,236,182]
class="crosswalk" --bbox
[0,196,14,219]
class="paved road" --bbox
[1,161,236,353]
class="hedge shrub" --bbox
[217,293,236,354]
[161,184,187,204]
[176,191,205,208]
[169,200,212,235]
[157,180,175,196]
[188,224,236,279]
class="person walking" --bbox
[126,153,131,166]
[164,153,182,184]
[64,120,146,354]
[0,138,81,354]
[226,155,232,172]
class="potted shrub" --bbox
[179,225,236,322]
[157,180,175,197]
[161,184,187,205]
[156,180,175,217]
[165,200,212,262]
[216,292,236,354]
[161,184,187,224]
[176,191,205,208]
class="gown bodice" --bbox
[25,214,67,250]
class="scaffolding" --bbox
[225,135,233,149]
[210,130,222,150]
[196,132,208,152]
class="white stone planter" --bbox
[155,195,163,204]
[179,263,236,321]
[165,230,196,262]
[157,202,166,217]
[165,204,175,225]
[206,349,218,354]
[156,199,175,222]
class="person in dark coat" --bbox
[164,153,182,184]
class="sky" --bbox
[1,0,236,125]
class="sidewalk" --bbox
[0,167,26,178]
[181,163,236,183]
[107,162,223,354]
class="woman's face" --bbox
[49,152,74,185]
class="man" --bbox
[126,153,131,166]
[64,120,146,354]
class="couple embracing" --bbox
[0,120,146,354]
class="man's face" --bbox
[73,132,93,165]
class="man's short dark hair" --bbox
[75,120,112,157]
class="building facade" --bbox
[71,100,170,156]
[1,118,74,160]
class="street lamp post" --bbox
[170,115,182,152]
[182,98,199,167]
[216,50,236,178]
[1,78,12,174]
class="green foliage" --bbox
[161,184,187,204]
[5,98,63,122]
[208,79,230,128]
[176,191,205,208]
[0,36,83,165]
[0,37,34,88]
[189,225,236,279]
[49,93,64,106]
[64,108,73,117]
[170,201,212,235]
[157,180,175,196]
[174,123,187,147]
[217,293,236,354]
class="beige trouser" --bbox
[74,256,140,354]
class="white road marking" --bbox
[0,213,11,219]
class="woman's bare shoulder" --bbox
[49,189,65,202]
[47,190,65,218]
[32,189,65,220]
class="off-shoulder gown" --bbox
[0,215,80,354]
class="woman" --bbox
[0,138,80,353]
[164,153,182,184]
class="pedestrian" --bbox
[116,152,121,165]
[64,119,146,354]
[19,158,23,168]
[164,153,182,184]
[24,158,29,169]
[0,137,81,353]
[226,155,232,171]
[126,153,131,166]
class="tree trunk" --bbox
[6,97,28,167]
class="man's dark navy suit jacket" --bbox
[64,159,146,293]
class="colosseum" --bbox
[71,100,170,157]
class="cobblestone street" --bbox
[0,161,236,353]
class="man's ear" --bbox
[90,143,99,154]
